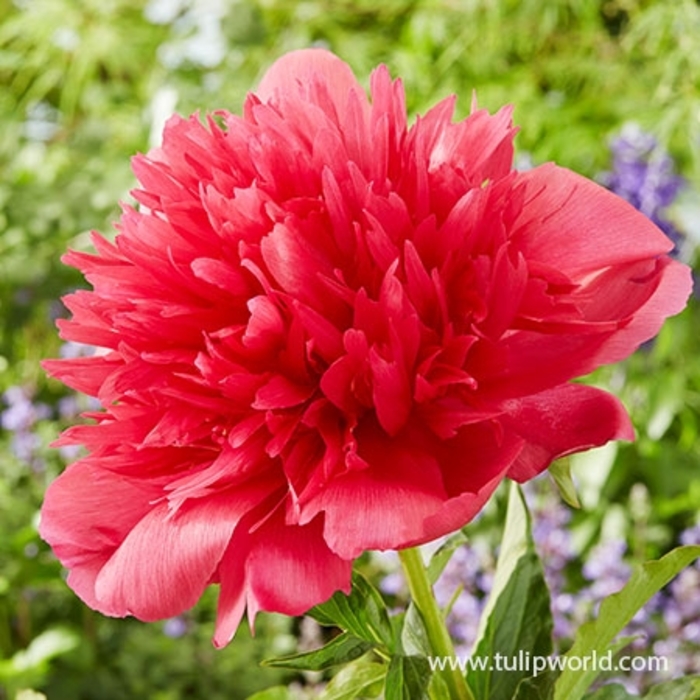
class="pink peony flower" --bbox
[40,49,691,647]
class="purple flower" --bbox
[163,616,188,638]
[600,124,685,247]
[1,386,52,469]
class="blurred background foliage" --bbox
[0,0,699,698]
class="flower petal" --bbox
[501,383,635,482]
[213,511,352,648]
[256,48,366,123]
[38,461,161,614]
[300,418,448,558]
[94,484,270,621]
[514,165,675,272]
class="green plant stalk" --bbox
[399,547,475,700]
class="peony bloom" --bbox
[41,49,691,647]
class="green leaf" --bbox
[427,671,452,700]
[261,632,373,671]
[10,628,80,672]
[513,670,559,700]
[467,482,554,700]
[399,603,431,657]
[554,545,700,700]
[643,675,700,699]
[310,572,394,650]
[385,655,432,700]
[583,676,700,700]
[245,687,293,700]
[582,684,636,700]
[320,660,386,700]
[549,459,581,509]
[427,527,470,584]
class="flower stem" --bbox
[398,547,475,700]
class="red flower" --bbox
[41,49,691,647]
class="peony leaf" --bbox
[399,603,431,657]
[385,655,432,700]
[582,684,635,700]
[643,676,700,699]
[467,482,553,700]
[554,545,700,700]
[261,632,373,671]
[245,688,293,700]
[549,458,581,509]
[427,672,452,700]
[512,670,559,700]
[320,660,386,700]
[310,572,395,650]
[584,676,700,700]
[427,527,470,584]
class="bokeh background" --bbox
[1,1,699,698]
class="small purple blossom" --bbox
[1,386,52,470]
[600,124,685,247]
[1,386,51,430]
[163,616,188,638]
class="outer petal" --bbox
[501,383,635,482]
[256,48,366,121]
[299,418,448,559]
[581,256,692,366]
[473,256,691,399]
[213,511,352,648]
[94,484,271,621]
[514,165,675,272]
[416,422,526,544]
[39,462,161,613]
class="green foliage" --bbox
[262,633,373,672]
[467,484,554,700]
[584,676,700,700]
[310,573,395,650]
[554,546,700,700]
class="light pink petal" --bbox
[501,383,635,482]
[94,485,270,621]
[256,48,367,123]
[39,462,161,615]
[212,532,248,649]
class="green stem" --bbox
[398,547,475,700]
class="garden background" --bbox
[1,0,699,698]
